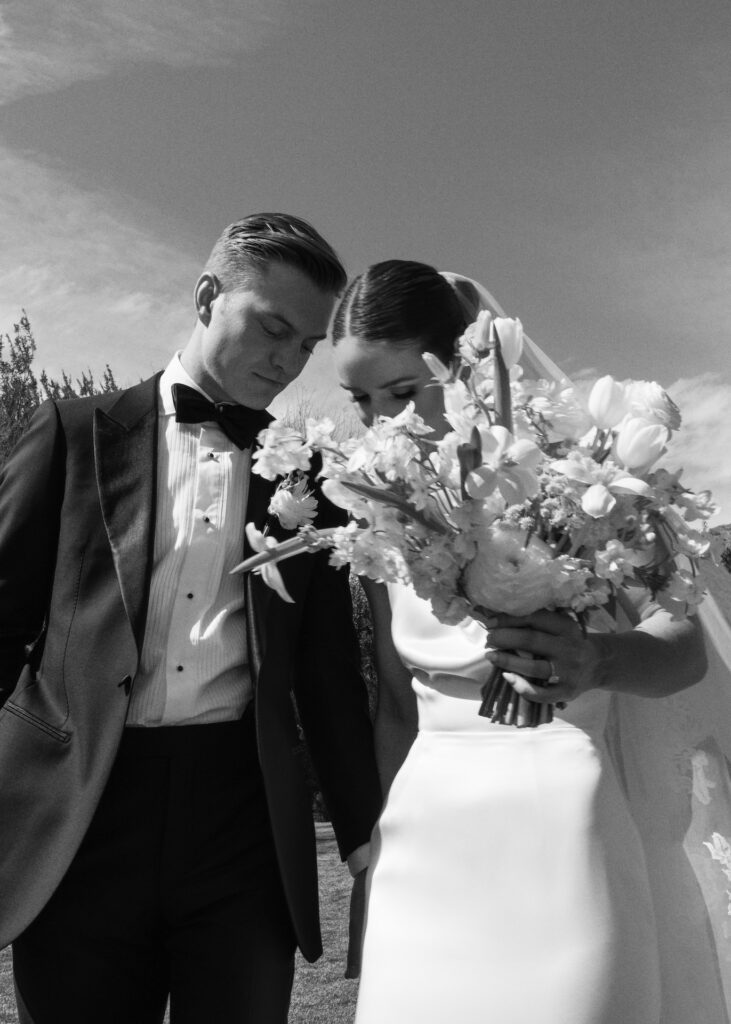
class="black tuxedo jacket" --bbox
[0,374,381,960]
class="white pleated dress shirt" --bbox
[126,358,371,874]
[127,355,252,726]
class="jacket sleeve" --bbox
[292,487,382,861]
[0,401,65,705]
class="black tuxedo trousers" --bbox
[13,710,297,1024]
[0,377,382,1018]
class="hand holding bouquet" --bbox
[234,311,715,726]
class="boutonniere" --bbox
[238,423,325,603]
[266,469,319,532]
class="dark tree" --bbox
[0,313,118,464]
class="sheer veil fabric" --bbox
[441,271,731,1016]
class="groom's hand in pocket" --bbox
[345,868,367,979]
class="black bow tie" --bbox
[171,383,270,450]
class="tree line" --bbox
[0,314,118,464]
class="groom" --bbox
[0,213,381,1023]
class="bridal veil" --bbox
[442,270,731,1018]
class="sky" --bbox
[0,0,729,518]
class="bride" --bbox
[330,261,731,1023]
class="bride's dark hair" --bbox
[332,260,468,363]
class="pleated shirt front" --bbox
[127,355,253,726]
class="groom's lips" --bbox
[253,372,285,387]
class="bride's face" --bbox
[334,334,447,435]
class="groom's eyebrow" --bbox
[262,311,327,341]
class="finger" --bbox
[485,627,563,657]
[485,650,557,680]
[504,672,572,705]
[483,609,579,637]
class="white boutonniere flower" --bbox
[268,471,318,531]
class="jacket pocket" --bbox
[4,700,71,743]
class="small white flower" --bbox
[268,475,318,530]
[665,568,706,607]
[594,540,638,585]
[252,422,312,479]
[305,417,336,448]
[457,310,493,363]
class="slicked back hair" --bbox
[204,213,347,294]
[332,260,467,364]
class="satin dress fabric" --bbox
[355,584,661,1024]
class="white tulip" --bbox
[587,375,629,429]
[493,317,524,369]
[614,417,668,470]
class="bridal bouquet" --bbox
[234,311,715,727]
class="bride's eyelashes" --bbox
[349,389,417,406]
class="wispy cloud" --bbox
[666,374,731,526]
[0,146,195,382]
[0,0,289,103]
[0,0,317,380]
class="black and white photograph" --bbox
[1,1,730,1021]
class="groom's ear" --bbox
[194,272,221,326]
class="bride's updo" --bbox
[332,260,470,363]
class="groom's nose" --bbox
[270,340,309,382]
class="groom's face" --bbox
[188,262,336,408]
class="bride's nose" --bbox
[372,397,404,420]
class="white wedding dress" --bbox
[355,583,731,1024]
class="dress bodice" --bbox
[387,582,613,736]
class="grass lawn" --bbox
[0,823,357,1024]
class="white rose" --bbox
[625,380,681,431]
[462,526,559,615]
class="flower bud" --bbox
[614,417,668,470]
[493,317,524,369]
[422,351,452,382]
[581,483,616,518]
[473,309,494,354]
[587,376,629,429]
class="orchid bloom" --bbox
[465,425,541,504]
[551,452,651,518]
[244,524,294,603]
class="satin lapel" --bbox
[94,375,160,653]
[244,465,277,677]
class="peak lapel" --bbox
[244,456,278,678]
[94,375,160,653]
